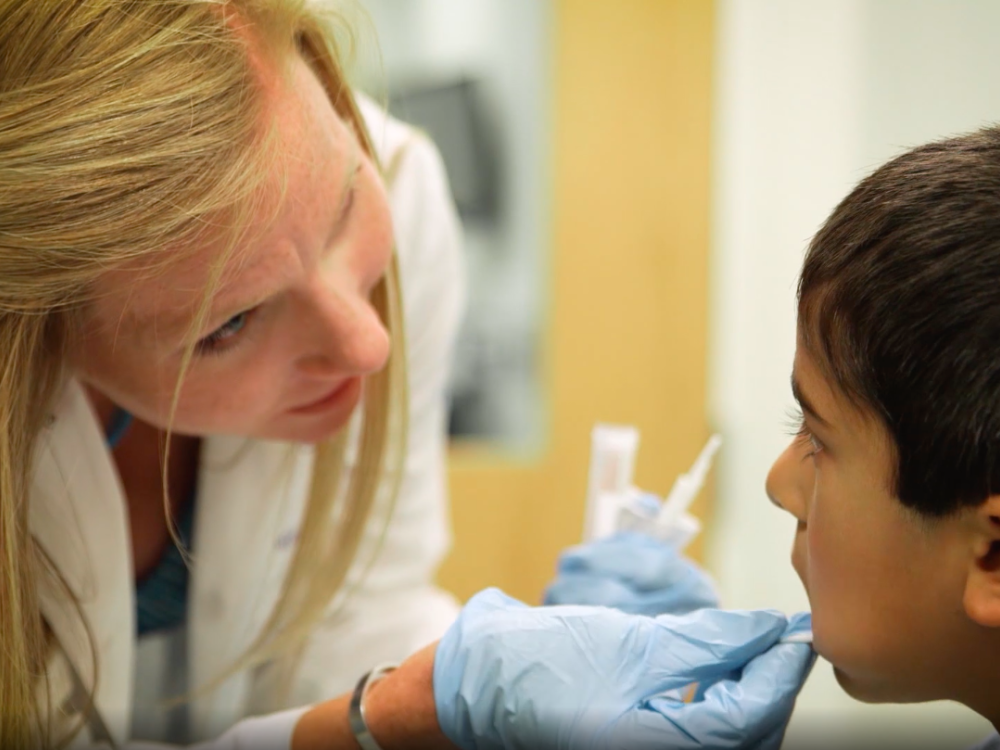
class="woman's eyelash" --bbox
[196,309,253,356]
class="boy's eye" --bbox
[196,310,252,355]
[785,407,824,459]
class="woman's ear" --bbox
[963,499,1000,627]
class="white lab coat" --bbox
[29,98,465,749]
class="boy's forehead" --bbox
[791,346,834,421]
[792,337,888,439]
[792,324,860,427]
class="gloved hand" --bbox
[434,588,815,750]
[544,531,719,615]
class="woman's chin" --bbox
[279,414,355,444]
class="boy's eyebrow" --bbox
[791,373,832,428]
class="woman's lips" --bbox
[288,376,361,416]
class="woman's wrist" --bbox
[291,643,454,750]
[363,643,452,749]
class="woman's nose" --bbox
[294,283,391,379]
[766,442,811,522]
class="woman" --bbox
[2,1,810,747]
[6,0,460,744]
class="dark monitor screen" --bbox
[390,77,501,221]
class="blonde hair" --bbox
[0,1,407,745]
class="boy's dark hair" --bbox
[800,125,1000,516]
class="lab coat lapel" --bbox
[187,435,313,738]
[30,380,135,747]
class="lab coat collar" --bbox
[186,432,314,738]
[30,378,316,742]
[30,379,135,746]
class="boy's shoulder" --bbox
[969,734,1000,750]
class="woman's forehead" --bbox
[89,53,356,348]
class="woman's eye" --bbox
[196,310,251,355]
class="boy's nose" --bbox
[766,442,811,522]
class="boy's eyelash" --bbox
[782,406,806,438]
[784,406,824,459]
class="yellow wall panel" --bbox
[439,0,715,603]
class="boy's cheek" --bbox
[802,518,858,673]
[790,524,809,588]
[804,524,898,700]
[792,527,851,673]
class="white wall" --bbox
[709,0,1000,745]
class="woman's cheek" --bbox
[174,358,281,431]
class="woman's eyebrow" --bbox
[136,148,363,347]
[323,148,362,247]
[212,148,362,321]
[791,373,832,428]
[131,270,281,348]
[130,307,196,348]
[202,156,364,331]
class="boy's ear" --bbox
[963,497,1000,628]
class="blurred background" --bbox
[352,0,1000,746]
[351,0,550,447]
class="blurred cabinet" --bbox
[439,0,716,602]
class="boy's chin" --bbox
[833,666,929,704]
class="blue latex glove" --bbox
[544,531,719,615]
[434,588,815,750]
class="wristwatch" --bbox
[348,663,399,749]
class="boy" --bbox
[768,125,1000,744]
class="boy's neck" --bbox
[947,637,1000,736]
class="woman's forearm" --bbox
[291,644,456,750]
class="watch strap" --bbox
[348,663,398,749]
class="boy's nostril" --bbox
[980,540,1000,574]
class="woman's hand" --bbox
[544,531,719,615]
[293,586,811,750]
[434,588,815,750]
